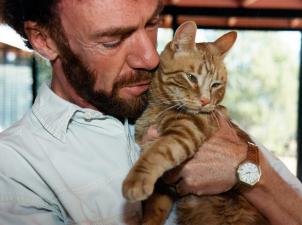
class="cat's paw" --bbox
[122,172,155,202]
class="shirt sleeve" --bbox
[0,207,64,225]
[256,141,302,196]
[0,175,65,225]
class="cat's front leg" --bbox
[123,132,204,202]
[122,157,158,202]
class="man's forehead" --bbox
[58,0,161,14]
[58,0,161,37]
[58,0,161,23]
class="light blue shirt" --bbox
[0,82,301,225]
[0,83,143,225]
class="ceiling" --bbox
[162,0,302,30]
[165,0,302,9]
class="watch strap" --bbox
[233,180,252,193]
[234,141,260,193]
[245,141,260,165]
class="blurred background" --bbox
[0,0,302,179]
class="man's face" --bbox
[54,0,161,119]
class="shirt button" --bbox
[84,111,93,121]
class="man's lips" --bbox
[121,80,151,97]
[127,80,151,87]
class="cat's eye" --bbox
[186,73,198,83]
[211,81,222,88]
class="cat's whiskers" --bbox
[155,103,181,119]
[153,97,181,104]
[181,99,202,113]
[177,103,185,111]
[211,110,221,129]
[175,103,186,119]
[148,100,180,107]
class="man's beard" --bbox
[56,38,153,120]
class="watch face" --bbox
[238,162,261,185]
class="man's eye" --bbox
[146,17,161,29]
[102,39,122,49]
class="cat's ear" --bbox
[170,21,197,52]
[213,31,237,57]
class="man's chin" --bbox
[95,92,148,120]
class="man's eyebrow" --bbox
[90,26,137,39]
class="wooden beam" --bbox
[164,0,302,9]
[175,15,302,30]
[0,42,32,58]
[161,15,173,28]
[163,5,302,19]
[228,17,237,27]
[290,18,302,29]
[246,0,302,10]
[240,0,259,7]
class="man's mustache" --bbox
[115,70,154,88]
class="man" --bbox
[0,0,302,224]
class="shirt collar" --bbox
[32,82,83,142]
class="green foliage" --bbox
[221,31,299,156]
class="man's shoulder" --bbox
[0,111,35,146]
[1,112,33,159]
[0,110,46,171]
[0,111,60,203]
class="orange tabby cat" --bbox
[123,21,269,225]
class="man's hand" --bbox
[140,125,159,144]
[141,114,248,196]
[174,114,248,196]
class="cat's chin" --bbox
[198,109,215,114]
[184,107,215,115]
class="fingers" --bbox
[146,125,159,138]
[176,180,191,196]
[175,176,204,196]
[141,125,160,144]
[162,161,188,184]
[175,169,236,196]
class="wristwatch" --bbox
[235,141,261,193]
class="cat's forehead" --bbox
[196,43,220,58]
[177,52,219,73]
[160,41,224,75]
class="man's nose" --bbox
[127,30,160,70]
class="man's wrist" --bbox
[234,142,262,193]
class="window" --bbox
[0,48,33,131]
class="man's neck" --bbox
[50,60,97,110]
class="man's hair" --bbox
[0,0,60,48]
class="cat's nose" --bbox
[200,98,210,106]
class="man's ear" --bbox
[24,21,59,60]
